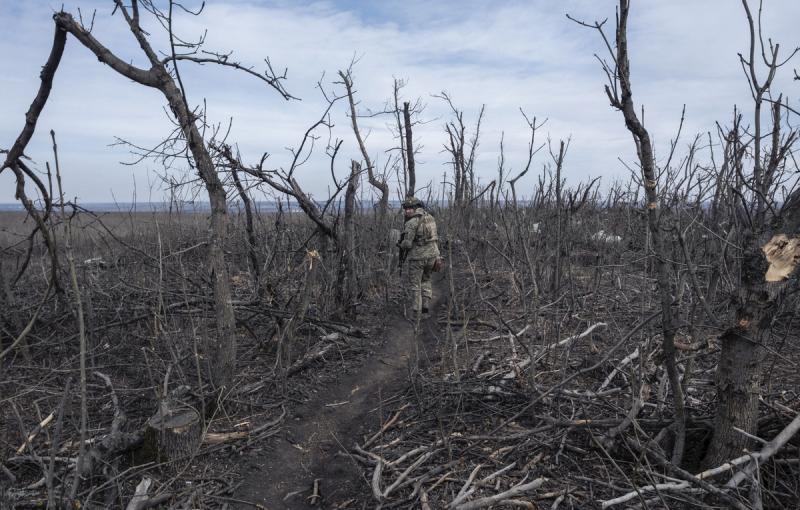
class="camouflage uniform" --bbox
[400,200,440,315]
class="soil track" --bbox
[235,278,445,509]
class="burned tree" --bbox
[506,111,545,207]
[35,1,295,391]
[339,69,389,218]
[229,160,264,301]
[336,160,361,316]
[704,0,800,467]
[439,93,484,206]
[216,87,369,318]
[216,90,347,246]
[0,27,65,298]
[403,101,417,197]
[574,0,687,463]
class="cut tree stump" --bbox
[142,405,201,462]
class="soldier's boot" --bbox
[421,297,431,317]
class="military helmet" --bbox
[402,196,422,209]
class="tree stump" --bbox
[142,405,201,462]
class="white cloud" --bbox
[1,0,799,203]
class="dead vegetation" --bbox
[3,1,800,509]
[1,205,393,508]
[352,201,800,509]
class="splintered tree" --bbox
[577,0,800,472]
[704,0,799,466]
[20,1,295,392]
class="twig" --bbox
[492,310,660,434]
[383,451,436,499]
[554,322,607,349]
[371,460,384,501]
[125,477,153,510]
[307,478,321,506]
[598,347,639,392]
[450,464,484,507]
[46,378,72,509]
[452,478,547,510]
[0,279,54,361]
[363,404,409,448]
[16,412,55,454]
[727,410,800,487]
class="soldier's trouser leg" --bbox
[420,257,435,310]
[405,259,425,312]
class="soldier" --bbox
[398,197,440,318]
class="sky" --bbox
[1,0,799,204]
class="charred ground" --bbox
[2,203,799,509]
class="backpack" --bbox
[415,211,438,245]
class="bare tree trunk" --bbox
[340,70,388,218]
[507,113,540,209]
[393,80,409,196]
[403,102,416,196]
[336,161,360,317]
[705,0,798,466]
[166,87,237,391]
[54,9,237,391]
[706,299,768,466]
[51,134,88,501]
[590,0,686,464]
[231,165,263,301]
[1,25,66,292]
[552,141,565,294]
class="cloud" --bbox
[1,0,799,203]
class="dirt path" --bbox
[234,279,444,509]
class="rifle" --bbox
[397,233,409,274]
